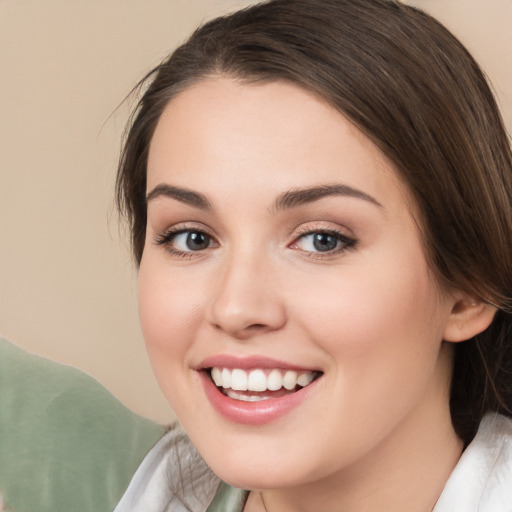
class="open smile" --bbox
[197,357,323,424]
[209,367,318,402]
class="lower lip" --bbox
[199,371,319,425]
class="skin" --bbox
[139,77,482,511]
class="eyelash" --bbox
[154,225,357,260]
[290,226,357,259]
[154,226,218,260]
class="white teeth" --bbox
[226,390,271,402]
[283,370,298,390]
[267,369,283,391]
[221,368,231,388]
[231,369,248,391]
[210,367,317,394]
[247,369,267,392]
[297,372,315,387]
[211,367,223,387]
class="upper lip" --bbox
[197,354,321,372]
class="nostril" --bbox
[212,321,276,340]
[248,323,267,330]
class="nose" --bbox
[208,252,287,340]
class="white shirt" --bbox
[433,414,512,511]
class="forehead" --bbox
[147,77,410,211]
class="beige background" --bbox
[1,0,511,425]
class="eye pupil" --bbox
[313,233,338,252]
[186,232,210,250]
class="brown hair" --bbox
[116,0,512,444]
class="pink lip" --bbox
[198,354,318,372]
[198,368,321,425]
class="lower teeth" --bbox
[223,385,304,402]
[226,390,272,402]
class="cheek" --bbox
[138,256,205,373]
[287,259,450,451]
[292,254,446,379]
[137,257,215,420]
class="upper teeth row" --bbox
[210,367,315,392]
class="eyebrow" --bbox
[146,184,212,210]
[272,183,383,212]
[146,182,382,213]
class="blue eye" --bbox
[155,228,216,255]
[173,231,212,251]
[293,230,356,255]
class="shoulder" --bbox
[0,338,163,512]
[434,413,512,512]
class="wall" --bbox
[1,0,510,424]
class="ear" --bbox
[443,293,497,343]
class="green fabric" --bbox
[206,482,248,512]
[0,339,165,512]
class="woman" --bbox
[114,0,512,510]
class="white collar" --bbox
[433,413,512,512]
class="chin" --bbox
[194,439,324,491]
[212,464,304,491]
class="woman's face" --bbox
[139,78,458,490]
